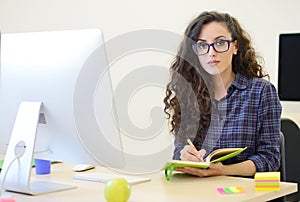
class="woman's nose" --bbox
[208,45,217,57]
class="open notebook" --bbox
[163,147,247,180]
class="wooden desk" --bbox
[2,163,298,202]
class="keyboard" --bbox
[72,172,151,185]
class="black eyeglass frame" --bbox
[192,39,235,56]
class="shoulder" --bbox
[235,73,277,93]
[250,77,278,95]
[246,76,281,109]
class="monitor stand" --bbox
[0,101,76,195]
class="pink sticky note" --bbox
[217,188,227,194]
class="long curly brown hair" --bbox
[163,11,268,148]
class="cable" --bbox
[0,154,23,197]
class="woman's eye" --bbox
[215,41,226,46]
[197,43,207,49]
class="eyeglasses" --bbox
[192,39,235,56]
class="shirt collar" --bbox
[231,73,248,90]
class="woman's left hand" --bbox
[176,162,225,177]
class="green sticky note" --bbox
[224,187,233,194]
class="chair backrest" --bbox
[281,118,300,201]
[279,132,286,182]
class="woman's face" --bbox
[196,21,238,76]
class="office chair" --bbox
[281,118,300,202]
[280,132,286,182]
[271,132,287,202]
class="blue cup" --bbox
[34,159,51,175]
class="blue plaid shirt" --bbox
[173,73,282,172]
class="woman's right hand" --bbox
[179,145,206,162]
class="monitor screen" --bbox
[278,33,300,101]
[0,29,125,194]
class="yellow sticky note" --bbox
[254,172,280,191]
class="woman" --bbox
[163,11,282,177]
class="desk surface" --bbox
[2,163,298,202]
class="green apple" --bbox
[104,178,131,202]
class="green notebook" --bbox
[163,147,247,180]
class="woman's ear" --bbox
[233,41,238,55]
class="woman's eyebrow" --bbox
[197,35,228,42]
[196,39,206,42]
[215,35,227,40]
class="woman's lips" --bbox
[208,60,220,66]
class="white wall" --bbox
[1,0,300,167]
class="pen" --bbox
[187,138,206,161]
[187,138,198,153]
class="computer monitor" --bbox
[278,33,300,101]
[0,29,125,195]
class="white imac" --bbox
[0,29,125,195]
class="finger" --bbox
[196,149,206,160]
[180,167,207,177]
[180,150,202,162]
[180,145,189,156]
[187,145,199,156]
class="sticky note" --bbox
[254,172,280,191]
[217,188,227,194]
[217,186,245,194]
[228,186,240,193]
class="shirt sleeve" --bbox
[172,137,184,160]
[248,82,282,172]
